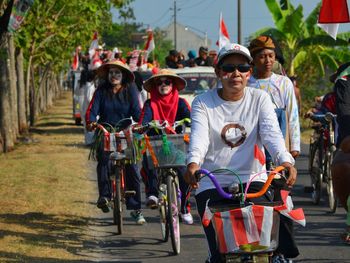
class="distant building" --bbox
[163,22,211,55]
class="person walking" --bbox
[85,60,146,225]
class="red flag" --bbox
[144,29,155,61]
[318,0,350,39]
[251,144,266,173]
[217,12,230,49]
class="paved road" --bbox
[80,144,349,263]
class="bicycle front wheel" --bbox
[166,174,180,255]
[326,152,337,213]
[159,188,169,242]
[113,176,123,235]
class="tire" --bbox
[159,193,169,242]
[113,177,123,235]
[311,145,323,205]
[326,152,337,213]
[167,174,180,255]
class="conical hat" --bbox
[97,60,134,83]
[143,69,186,92]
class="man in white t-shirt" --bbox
[185,43,297,263]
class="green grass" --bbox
[0,91,95,262]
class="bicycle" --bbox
[306,112,338,212]
[133,119,190,255]
[195,166,297,263]
[92,118,137,234]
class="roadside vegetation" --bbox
[0,91,94,262]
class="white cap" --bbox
[218,43,253,64]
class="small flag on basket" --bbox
[252,144,266,173]
[274,190,306,227]
[317,0,350,40]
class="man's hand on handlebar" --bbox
[281,162,297,187]
[185,162,200,189]
[290,151,299,159]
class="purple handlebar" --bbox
[197,169,233,199]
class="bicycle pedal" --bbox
[124,190,136,197]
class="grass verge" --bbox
[0,91,95,262]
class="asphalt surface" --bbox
[80,143,349,263]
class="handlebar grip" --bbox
[194,170,202,182]
[246,166,285,199]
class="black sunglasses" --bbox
[221,64,251,73]
[156,79,172,86]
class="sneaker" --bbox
[180,212,193,225]
[272,254,292,263]
[97,197,110,213]
[145,195,158,209]
[130,210,146,225]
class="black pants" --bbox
[195,182,274,263]
[272,179,299,258]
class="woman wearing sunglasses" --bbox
[139,69,194,225]
[184,43,297,263]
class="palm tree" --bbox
[250,0,350,77]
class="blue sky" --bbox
[113,0,350,49]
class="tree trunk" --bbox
[16,48,27,133]
[29,66,35,125]
[0,34,14,152]
[7,33,18,139]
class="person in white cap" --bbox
[185,42,297,263]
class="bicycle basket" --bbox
[209,204,280,254]
[146,133,189,168]
[104,130,135,161]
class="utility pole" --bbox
[174,0,177,50]
[237,0,242,44]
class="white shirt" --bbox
[187,87,294,194]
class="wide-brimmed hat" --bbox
[217,43,253,65]
[143,69,186,92]
[248,35,276,57]
[97,60,134,83]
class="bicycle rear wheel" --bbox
[166,174,180,255]
[311,145,323,205]
[112,176,123,235]
[326,152,337,213]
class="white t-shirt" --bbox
[187,87,294,194]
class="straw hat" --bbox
[143,69,186,92]
[97,60,134,83]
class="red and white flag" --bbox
[89,31,99,59]
[144,29,155,62]
[317,0,350,40]
[252,144,266,173]
[274,190,306,227]
[72,47,79,71]
[211,205,274,253]
[217,12,230,49]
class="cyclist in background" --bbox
[85,60,146,225]
[139,69,194,225]
[185,43,297,263]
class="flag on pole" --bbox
[217,12,230,49]
[144,29,155,62]
[317,0,350,40]
[252,144,266,173]
[89,31,99,59]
